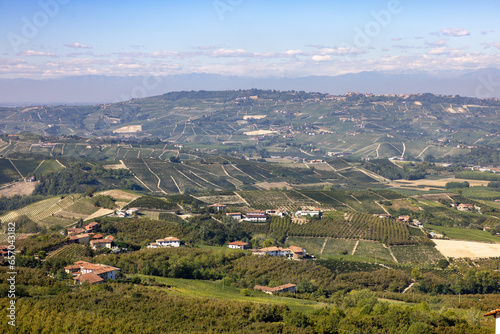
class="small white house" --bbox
[484,308,500,334]
[125,208,139,215]
[227,241,250,250]
[226,212,242,220]
[295,208,321,218]
[147,236,180,248]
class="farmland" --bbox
[433,239,500,259]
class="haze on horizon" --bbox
[1,0,500,103]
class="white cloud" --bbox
[64,42,93,49]
[17,50,57,57]
[312,55,331,62]
[438,28,470,37]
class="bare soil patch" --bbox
[433,239,500,259]
[0,181,38,197]
[113,125,142,133]
[97,190,141,202]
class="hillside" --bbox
[1,90,500,160]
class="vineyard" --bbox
[353,240,394,262]
[390,245,445,264]
[321,238,358,257]
[46,243,86,259]
[0,195,80,223]
[287,212,413,245]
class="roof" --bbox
[90,238,113,244]
[288,245,305,253]
[228,241,249,246]
[157,236,180,242]
[484,308,500,317]
[74,272,104,284]
[68,234,89,240]
[92,234,104,239]
[245,214,267,218]
[226,212,242,215]
[85,222,99,229]
[260,246,283,252]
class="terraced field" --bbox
[391,245,445,264]
[46,244,86,259]
[0,194,80,223]
[353,240,394,262]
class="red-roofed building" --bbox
[74,272,104,285]
[90,238,113,250]
[68,234,90,244]
[484,308,500,333]
[84,221,99,232]
[228,241,250,250]
[65,261,119,283]
[67,228,86,236]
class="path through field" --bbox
[383,244,398,263]
[142,159,167,194]
[319,238,328,257]
[351,240,359,255]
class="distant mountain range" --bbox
[2,68,500,105]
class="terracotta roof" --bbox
[484,308,500,317]
[74,272,104,284]
[288,245,305,253]
[228,241,249,246]
[92,234,104,239]
[260,246,283,252]
[90,238,113,244]
[226,212,242,215]
[68,234,88,240]
[106,235,114,241]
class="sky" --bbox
[1,0,500,79]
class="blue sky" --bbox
[1,0,499,78]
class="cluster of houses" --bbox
[227,241,307,260]
[222,206,321,223]
[64,261,120,284]
[146,236,181,249]
[67,221,114,250]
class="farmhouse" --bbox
[68,234,90,244]
[84,221,99,232]
[254,283,296,295]
[67,228,85,236]
[373,214,392,219]
[125,208,139,216]
[244,211,267,222]
[208,203,227,211]
[147,236,180,248]
[457,203,473,212]
[65,261,120,284]
[295,208,321,218]
[226,212,242,220]
[227,241,250,250]
[90,238,113,250]
[255,245,306,258]
[397,215,410,222]
[266,209,287,217]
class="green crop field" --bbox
[426,224,500,243]
[136,275,327,314]
[390,245,445,264]
[353,240,394,262]
[34,159,65,174]
[66,197,99,215]
[0,158,21,184]
[462,187,500,200]
[321,238,357,257]
[46,244,87,259]
[9,159,41,177]
[285,237,325,257]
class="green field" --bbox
[10,159,42,177]
[353,240,394,262]
[426,224,500,243]
[136,275,327,314]
[285,237,325,257]
[321,238,357,257]
[34,159,65,174]
[391,245,445,264]
[65,197,99,215]
[462,187,500,200]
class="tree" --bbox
[85,186,96,197]
[411,267,423,280]
[55,269,68,281]
[437,259,450,269]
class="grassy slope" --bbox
[426,224,500,243]
[137,275,327,314]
